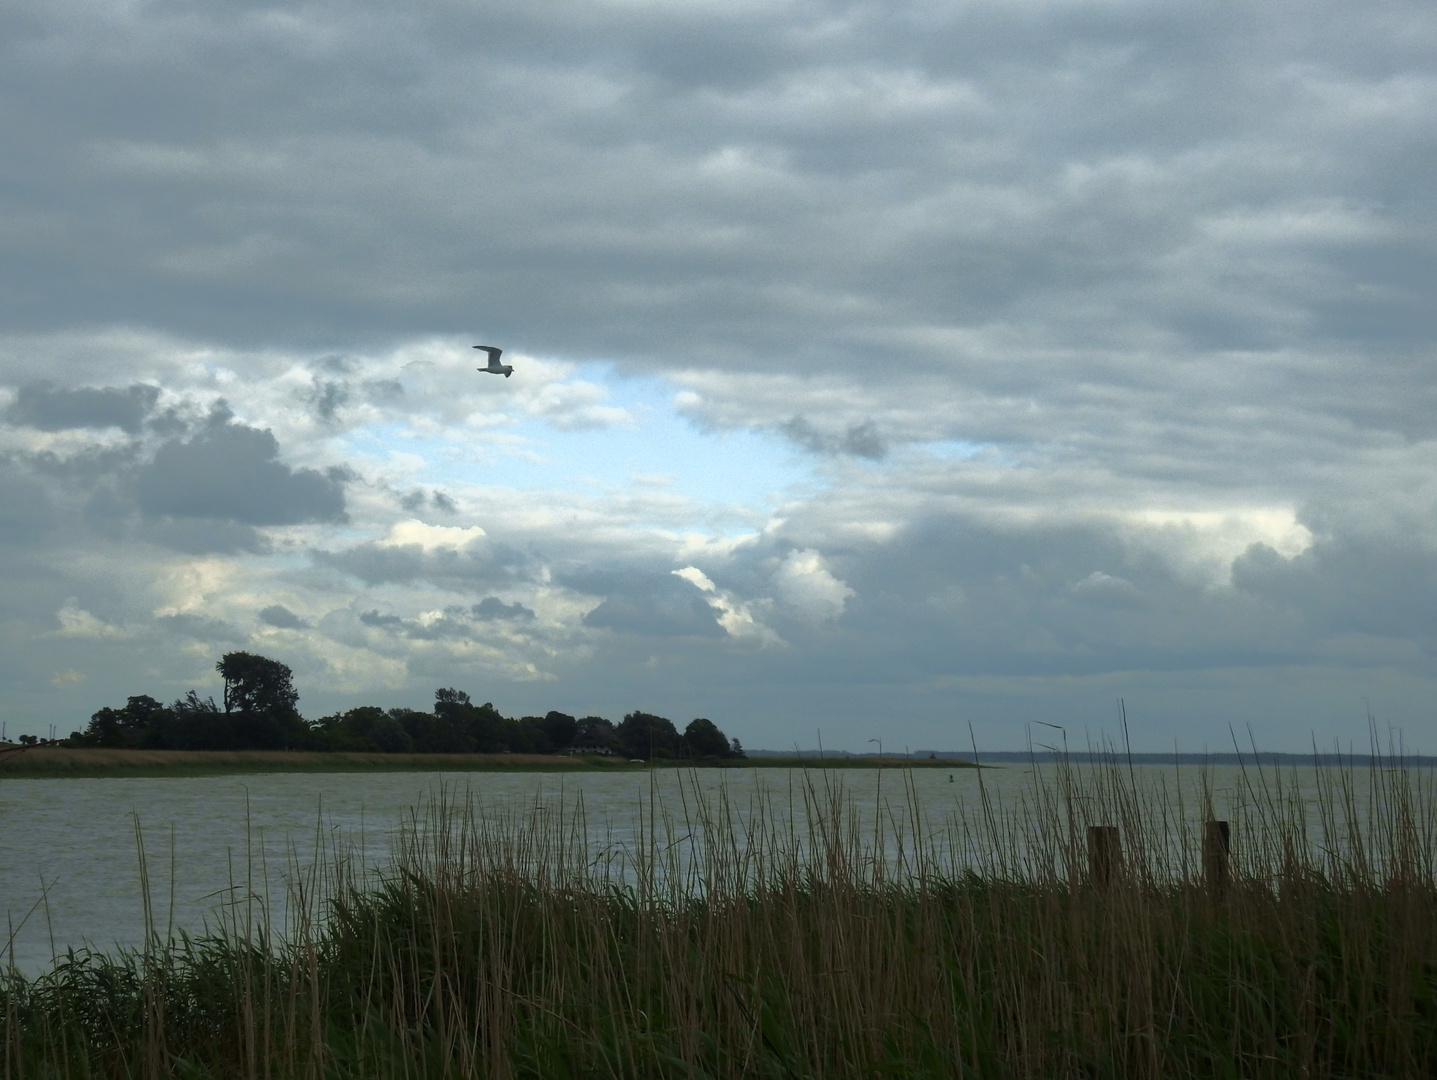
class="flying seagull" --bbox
[474,345,513,378]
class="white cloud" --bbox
[673,566,717,593]
[772,549,853,624]
[51,601,128,640]
[378,520,487,551]
[673,565,782,645]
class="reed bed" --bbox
[5,753,1437,1078]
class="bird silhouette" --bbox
[474,345,513,378]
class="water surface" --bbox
[0,762,1403,975]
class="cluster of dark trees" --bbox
[65,651,745,761]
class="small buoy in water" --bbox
[949,774,955,782]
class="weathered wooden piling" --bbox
[1087,824,1121,886]
[1202,820,1230,895]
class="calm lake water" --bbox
[0,762,1416,976]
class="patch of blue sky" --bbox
[337,370,814,526]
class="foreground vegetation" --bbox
[5,754,1436,1078]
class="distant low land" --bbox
[0,746,975,778]
[757,749,1437,767]
[6,650,994,775]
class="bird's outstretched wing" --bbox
[474,344,513,377]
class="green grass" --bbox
[4,755,1435,1077]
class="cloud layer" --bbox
[0,0,1434,750]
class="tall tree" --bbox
[681,717,732,759]
[217,652,299,717]
[215,652,304,749]
[169,690,229,750]
[430,688,506,752]
[616,712,679,760]
[574,716,617,752]
[81,694,175,748]
[542,711,578,750]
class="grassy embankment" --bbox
[0,746,970,778]
[5,754,1435,1077]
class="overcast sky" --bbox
[1,0,1434,752]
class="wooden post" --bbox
[1087,825,1122,886]
[1203,820,1230,895]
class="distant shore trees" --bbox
[64,650,745,760]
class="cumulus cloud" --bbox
[6,382,159,434]
[52,600,127,640]
[579,571,727,638]
[400,488,459,514]
[779,416,888,459]
[773,549,853,625]
[307,378,349,424]
[673,565,779,644]
[138,518,268,556]
[473,597,536,621]
[377,520,486,551]
[316,529,526,590]
[258,604,309,630]
[359,610,404,630]
[1233,534,1437,642]
[134,411,348,525]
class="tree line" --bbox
[60,651,744,761]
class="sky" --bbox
[1,0,1434,752]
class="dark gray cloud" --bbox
[146,407,190,436]
[780,417,887,460]
[29,444,145,483]
[357,602,531,642]
[399,488,458,514]
[307,379,349,423]
[7,382,158,434]
[359,609,404,630]
[258,604,308,629]
[578,572,725,638]
[135,413,347,525]
[138,517,268,555]
[317,538,528,590]
[1234,536,1437,642]
[473,597,535,621]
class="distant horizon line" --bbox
[749,749,1437,766]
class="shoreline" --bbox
[0,746,977,778]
